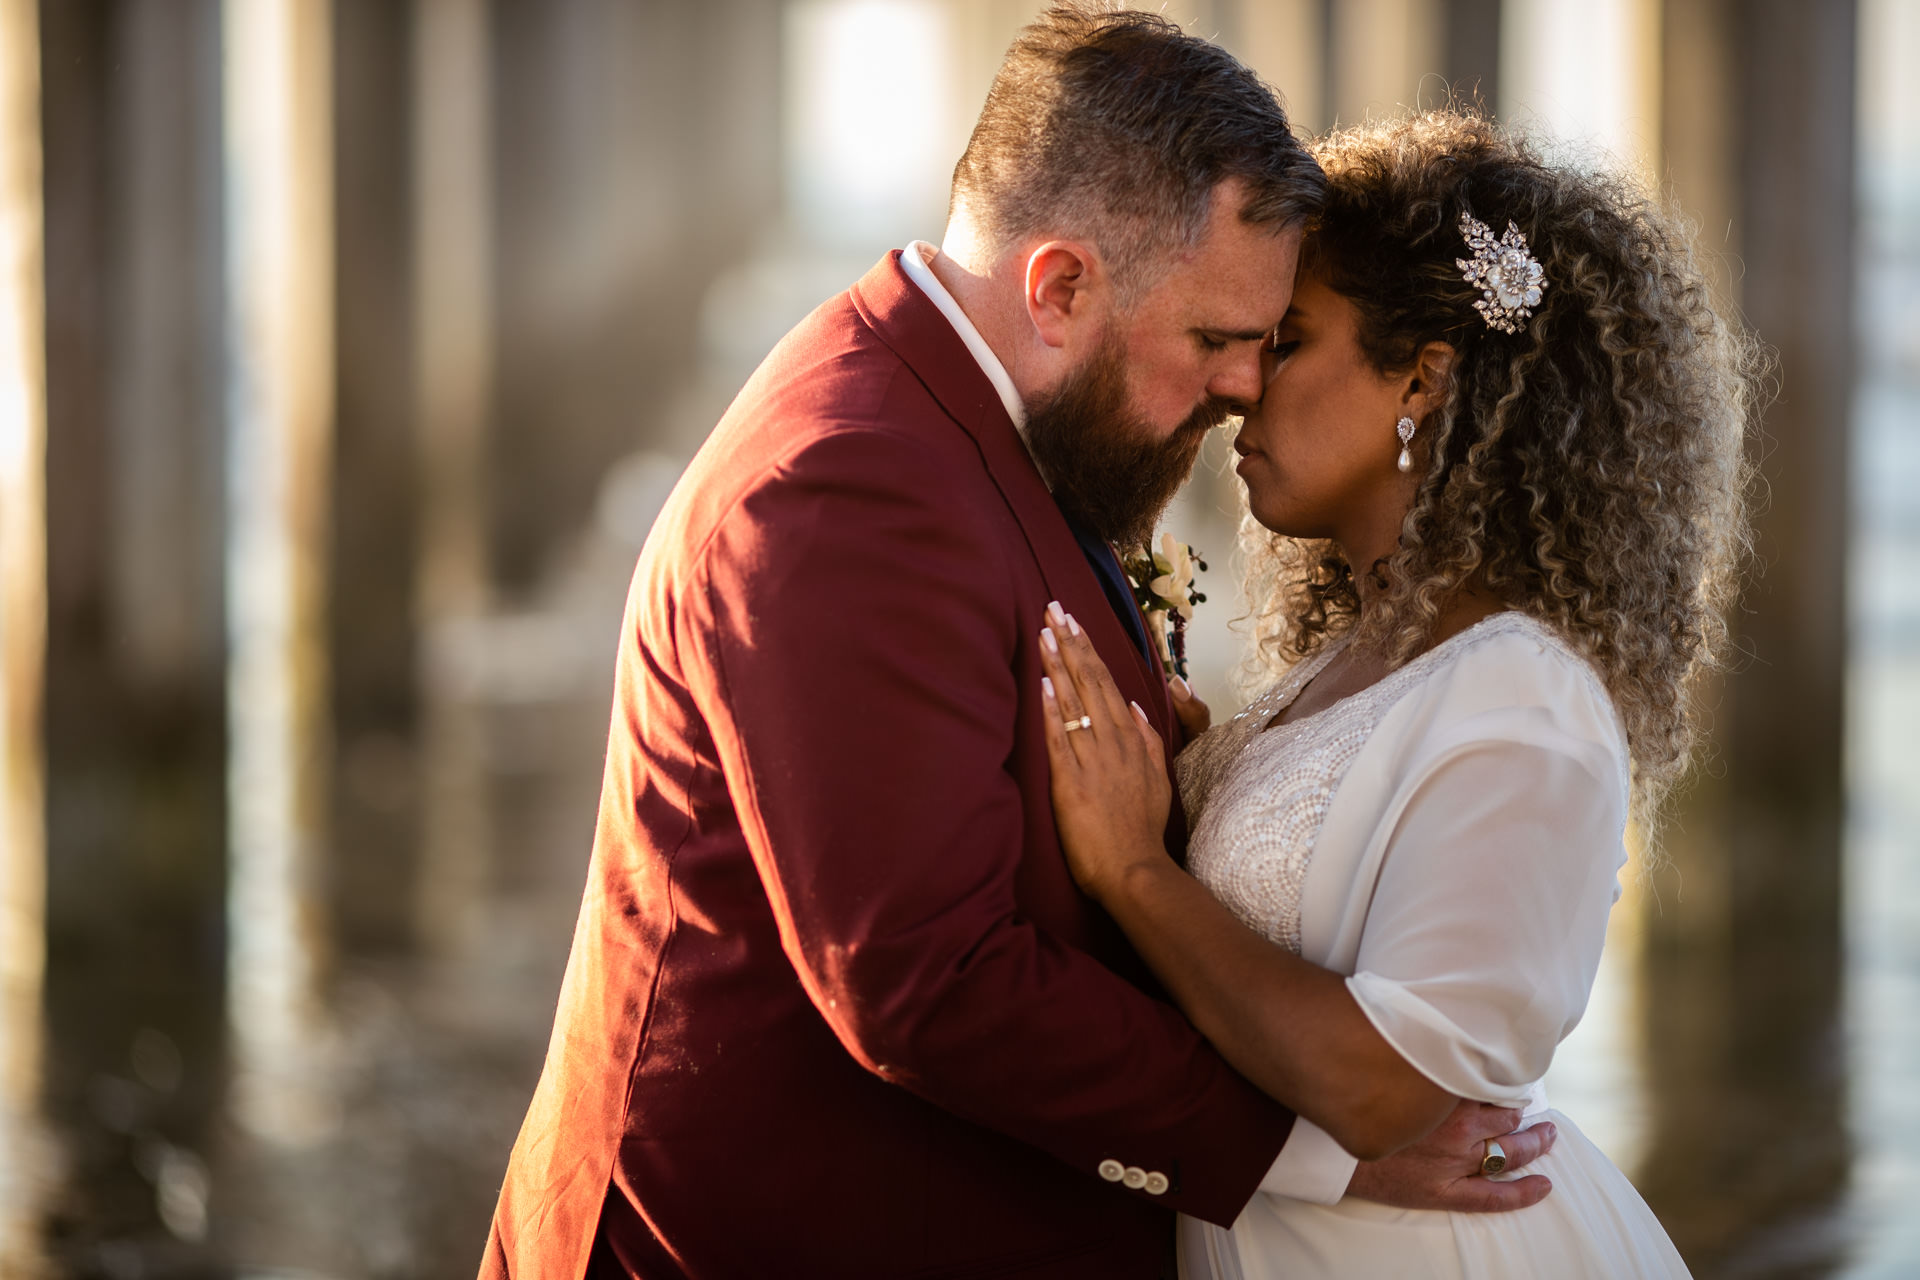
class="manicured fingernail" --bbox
[1040,627,1059,654]
[1170,676,1191,700]
[1047,600,1066,627]
[1130,701,1147,722]
[1042,676,1055,700]
[1065,612,1081,637]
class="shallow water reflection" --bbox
[28,684,601,1280]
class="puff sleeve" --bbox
[1344,712,1630,1104]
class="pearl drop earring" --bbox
[1396,416,1417,473]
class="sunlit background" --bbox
[0,1,1914,1276]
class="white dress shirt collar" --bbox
[898,240,1028,432]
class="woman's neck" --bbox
[1338,536,1506,647]
[1337,529,1396,622]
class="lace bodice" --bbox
[1176,613,1564,954]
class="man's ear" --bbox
[1024,240,1104,349]
[1401,340,1458,417]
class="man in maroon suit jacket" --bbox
[483,9,1555,1278]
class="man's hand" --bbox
[1346,1101,1557,1212]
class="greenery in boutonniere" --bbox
[1121,533,1207,680]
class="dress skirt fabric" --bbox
[1180,1110,1688,1279]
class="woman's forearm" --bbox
[1100,855,1455,1160]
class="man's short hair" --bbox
[951,4,1325,299]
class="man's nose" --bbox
[1209,346,1266,411]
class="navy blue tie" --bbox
[1061,514,1154,667]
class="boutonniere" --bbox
[1120,533,1207,680]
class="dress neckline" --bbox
[1253,610,1540,735]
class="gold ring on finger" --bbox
[1063,716,1093,732]
[1480,1139,1507,1176]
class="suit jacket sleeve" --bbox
[685,421,1290,1225]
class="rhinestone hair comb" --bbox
[1455,211,1546,334]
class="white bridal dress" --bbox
[1174,611,1690,1280]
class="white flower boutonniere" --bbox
[1121,533,1208,679]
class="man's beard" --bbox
[1023,328,1234,552]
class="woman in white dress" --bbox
[1034,112,1758,1278]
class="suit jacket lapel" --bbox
[849,252,1179,763]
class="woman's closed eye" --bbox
[1261,336,1299,379]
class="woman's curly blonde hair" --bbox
[1242,110,1761,825]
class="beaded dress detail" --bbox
[1176,613,1556,955]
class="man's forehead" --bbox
[1158,222,1300,320]
[1166,266,1298,333]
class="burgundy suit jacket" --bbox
[480,252,1293,1280]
